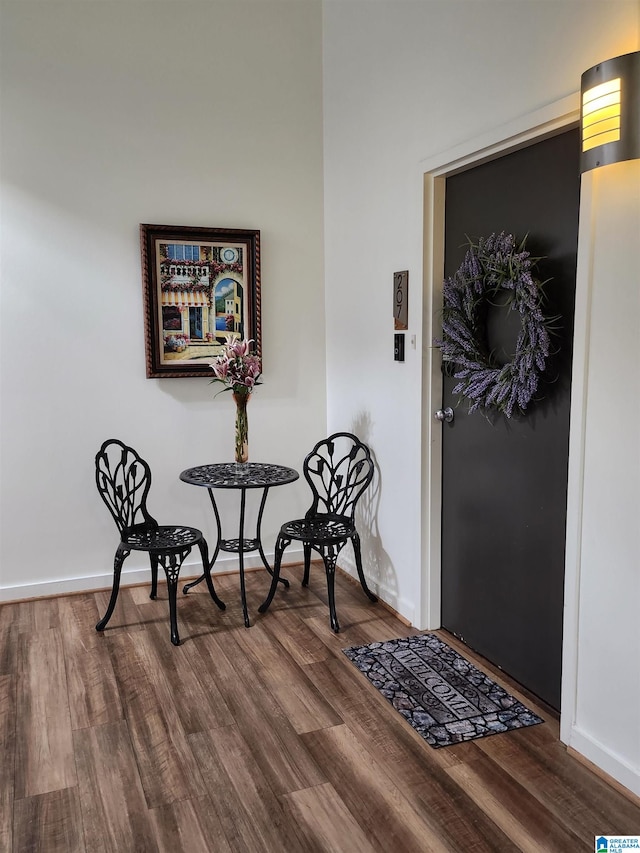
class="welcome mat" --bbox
[343,633,543,748]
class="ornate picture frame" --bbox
[140,223,261,378]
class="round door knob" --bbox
[434,407,454,423]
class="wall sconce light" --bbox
[580,51,640,173]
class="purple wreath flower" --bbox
[435,232,554,418]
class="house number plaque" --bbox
[393,270,408,330]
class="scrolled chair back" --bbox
[303,432,373,519]
[95,439,155,534]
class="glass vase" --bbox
[232,391,250,464]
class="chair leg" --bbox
[166,574,180,646]
[302,542,312,586]
[160,548,190,646]
[352,532,377,602]
[197,539,225,611]
[322,550,340,633]
[149,554,158,600]
[163,557,181,646]
[258,534,290,614]
[96,546,129,632]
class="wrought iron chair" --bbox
[94,439,225,645]
[259,432,377,632]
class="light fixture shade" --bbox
[580,51,640,173]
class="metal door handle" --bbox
[434,407,454,423]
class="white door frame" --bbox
[418,94,581,726]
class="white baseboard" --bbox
[0,547,305,602]
[338,555,415,625]
[568,725,640,799]
[0,549,409,625]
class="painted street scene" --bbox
[158,242,246,362]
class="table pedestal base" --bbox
[182,485,291,627]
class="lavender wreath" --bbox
[437,232,552,419]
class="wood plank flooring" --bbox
[2,564,639,852]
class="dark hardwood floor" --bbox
[1,564,639,852]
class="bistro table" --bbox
[179,462,299,627]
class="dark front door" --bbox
[440,128,580,710]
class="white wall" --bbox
[563,160,640,794]
[0,0,326,597]
[323,0,639,795]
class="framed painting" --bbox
[140,223,261,378]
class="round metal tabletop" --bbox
[179,462,299,490]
